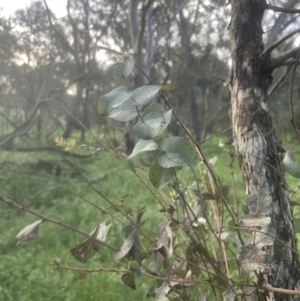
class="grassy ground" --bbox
[1,132,300,301]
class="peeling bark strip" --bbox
[229,0,299,299]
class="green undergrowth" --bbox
[1,135,300,301]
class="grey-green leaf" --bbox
[108,98,137,121]
[143,103,165,115]
[133,109,172,139]
[141,150,159,165]
[119,54,135,77]
[131,85,162,106]
[127,139,159,172]
[149,164,177,189]
[157,137,197,168]
[98,86,132,115]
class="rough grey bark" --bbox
[229,0,299,300]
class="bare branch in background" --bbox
[268,65,292,97]
[263,28,300,55]
[266,4,300,14]
[273,46,300,63]
[0,100,50,148]
[0,111,16,127]
[269,46,300,69]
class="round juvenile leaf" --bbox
[108,98,137,121]
[134,104,172,139]
[114,54,135,79]
[128,260,140,272]
[157,137,197,168]
[98,87,132,115]
[145,110,172,128]
[119,54,135,77]
[121,54,134,76]
[143,103,165,115]
[133,110,171,139]
[127,139,159,172]
[133,121,153,140]
[149,164,177,189]
[131,85,162,106]
[113,64,123,79]
[141,150,159,165]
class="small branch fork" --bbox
[262,275,300,296]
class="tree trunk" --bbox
[229,1,299,299]
[179,10,200,141]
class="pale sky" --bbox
[1,0,66,18]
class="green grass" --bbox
[0,140,161,301]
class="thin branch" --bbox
[33,189,126,226]
[263,276,300,295]
[0,195,118,251]
[43,0,75,57]
[94,45,122,55]
[268,65,292,97]
[43,0,57,23]
[268,58,299,69]
[48,72,89,98]
[0,100,50,148]
[272,46,300,63]
[54,260,128,273]
[53,259,226,289]
[266,4,300,14]
[263,28,300,55]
